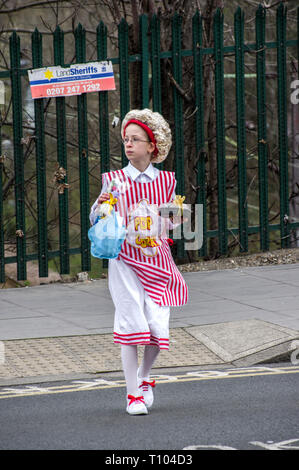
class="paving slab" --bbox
[0,328,224,385]
[185,319,299,366]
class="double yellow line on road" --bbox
[0,365,299,400]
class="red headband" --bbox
[123,119,159,156]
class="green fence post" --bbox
[150,14,162,114]
[53,26,70,274]
[192,10,207,257]
[214,8,228,255]
[234,7,248,253]
[9,31,26,280]
[172,12,185,260]
[75,24,90,272]
[140,14,149,109]
[32,28,48,277]
[0,118,4,283]
[118,18,130,167]
[97,21,110,176]
[97,20,110,270]
[150,14,164,171]
[256,4,269,251]
[276,3,289,248]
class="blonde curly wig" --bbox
[121,108,172,163]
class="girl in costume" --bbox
[90,109,188,415]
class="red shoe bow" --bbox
[140,380,156,389]
[127,395,146,405]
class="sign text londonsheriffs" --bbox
[28,61,115,99]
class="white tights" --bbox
[121,344,160,396]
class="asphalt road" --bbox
[0,364,299,452]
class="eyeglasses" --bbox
[122,137,150,145]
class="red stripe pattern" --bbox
[103,169,188,308]
[113,331,169,350]
[113,331,151,346]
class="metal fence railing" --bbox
[0,3,299,282]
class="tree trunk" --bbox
[202,0,225,258]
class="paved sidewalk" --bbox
[0,264,299,385]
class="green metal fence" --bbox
[0,3,299,283]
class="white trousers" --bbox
[108,258,170,350]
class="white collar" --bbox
[126,162,156,181]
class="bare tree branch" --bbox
[110,0,122,24]
[131,0,139,49]
[0,0,73,14]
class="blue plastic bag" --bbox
[88,209,127,259]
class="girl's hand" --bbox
[97,192,110,204]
